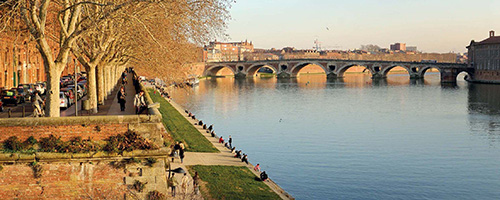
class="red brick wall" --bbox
[0,123,128,142]
[0,162,127,200]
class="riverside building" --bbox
[468,30,500,83]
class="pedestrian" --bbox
[168,174,178,197]
[117,87,126,112]
[181,173,190,195]
[193,172,200,195]
[254,164,261,172]
[173,142,181,158]
[134,90,147,114]
[179,148,185,164]
[228,135,232,148]
[179,141,185,150]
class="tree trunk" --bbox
[87,65,98,113]
[45,66,62,117]
[97,65,105,104]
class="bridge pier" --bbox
[327,73,339,79]
[409,73,423,79]
[277,72,291,79]
[234,72,247,79]
[371,73,385,80]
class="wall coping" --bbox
[0,148,170,163]
[0,113,161,127]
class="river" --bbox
[169,72,500,200]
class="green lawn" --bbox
[189,165,281,200]
[148,89,218,152]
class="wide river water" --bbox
[169,73,500,200]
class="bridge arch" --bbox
[419,66,442,77]
[381,65,412,77]
[337,64,373,77]
[204,65,236,77]
[246,63,277,77]
[290,62,327,77]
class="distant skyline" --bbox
[223,0,500,53]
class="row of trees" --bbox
[0,0,232,117]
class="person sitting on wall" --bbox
[210,131,216,137]
[254,164,261,172]
[188,112,192,117]
[241,154,249,164]
[191,115,196,120]
[218,136,224,144]
[202,124,207,129]
[198,120,203,126]
[208,124,213,132]
[260,171,268,181]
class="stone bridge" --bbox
[204,59,472,83]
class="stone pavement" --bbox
[163,94,293,200]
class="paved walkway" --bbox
[61,72,137,116]
[162,91,293,200]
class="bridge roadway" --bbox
[204,59,472,83]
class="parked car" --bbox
[18,84,35,97]
[1,89,23,105]
[59,92,70,110]
[66,85,84,100]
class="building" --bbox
[0,33,46,89]
[406,46,418,52]
[467,30,500,83]
[204,40,254,62]
[390,43,406,51]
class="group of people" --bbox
[171,141,186,163]
[185,109,270,182]
[167,172,200,197]
[116,69,148,114]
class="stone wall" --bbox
[0,159,169,200]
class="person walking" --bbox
[117,87,126,112]
[181,173,190,195]
[228,135,232,148]
[134,91,147,114]
[168,174,178,197]
[192,172,200,195]
[32,91,44,117]
[179,148,185,164]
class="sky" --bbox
[223,0,500,53]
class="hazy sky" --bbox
[224,0,500,53]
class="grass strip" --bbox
[189,165,281,200]
[148,89,218,152]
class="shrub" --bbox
[64,137,101,153]
[3,136,23,151]
[145,157,157,167]
[147,191,166,200]
[103,131,157,153]
[39,135,67,152]
[133,180,147,192]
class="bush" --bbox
[3,136,23,151]
[64,137,101,153]
[147,191,167,200]
[145,157,157,167]
[39,135,67,153]
[133,180,147,192]
[103,131,156,153]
